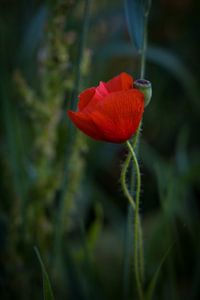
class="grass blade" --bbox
[124,0,144,50]
[34,247,55,300]
[146,244,173,300]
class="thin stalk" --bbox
[123,1,151,297]
[121,140,144,299]
[133,125,144,283]
[139,16,148,79]
[71,0,91,110]
[138,215,144,282]
[133,2,151,280]
[140,0,151,79]
[120,153,135,210]
[122,126,143,299]
[130,0,151,285]
[126,126,144,265]
[126,141,144,300]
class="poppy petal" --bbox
[94,81,109,99]
[81,74,134,112]
[105,72,133,93]
[67,110,103,140]
[77,73,133,112]
[78,87,96,111]
[90,89,144,143]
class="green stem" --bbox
[122,125,144,299]
[138,215,144,282]
[133,125,144,283]
[131,125,145,282]
[134,1,151,280]
[129,0,151,285]
[71,0,91,110]
[120,153,135,211]
[126,141,143,300]
[121,141,144,300]
[140,1,150,79]
[140,16,147,79]
[123,1,151,297]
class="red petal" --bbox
[78,73,133,113]
[94,81,109,99]
[82,82,110,111]
[78,87,96,111]
[90,89,144,143]
[105,72,133,93]
[67,110,103,140]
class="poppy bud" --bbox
[134,79,152,106]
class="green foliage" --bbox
[0,0,200,299]
[34,247,55,300]
[146,244,173,300]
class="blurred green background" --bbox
[0,0,200,299]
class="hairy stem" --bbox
[123,1,151,297]
[126,141,143,300]
[121,141,144,300]
[120,153,135,211]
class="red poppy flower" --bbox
[67,72,144,143]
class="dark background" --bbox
[0,0,200,299]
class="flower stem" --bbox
[122,126,144,299]
[126,141,143,300]
[120,153,135,211]
[123,2,151,297]
[121,141,144,300]
[140,1,151,79]
[138,214,144,282]
[140,16,147,79]
[131,125,145,282]
[134,1,151,280]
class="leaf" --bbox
[124,0,144,50]
[146,244,173,300]
[87,203,103,252]
[34,247,55,300]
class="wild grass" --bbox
[0,0,200,299]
